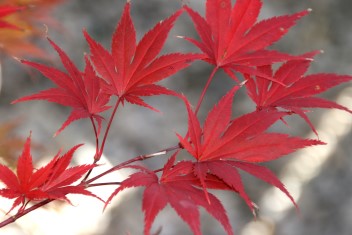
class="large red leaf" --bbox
[177,88,323,212]
[183,0,309,80]
[105,154,233,235]
[84,2,202,111]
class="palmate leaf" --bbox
[244,52,352,135]
[183,0,310,81]
[105,154,233,235]
[84,2,202,111]
[177,87,324,214]
[0,135,100,214]
[12,39,111,136]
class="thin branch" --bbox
[194,66,218,114]
[90,116,100,160]
[83,98,122,181]
[0,199,53,228]
[0,143,180,227]
[97,97,122,161]
[85,144,180,184]
[87,182,121,188]
[82,117,101,182]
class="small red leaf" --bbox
[0,134,98,213]
[85,4,200,111]
[245,56,352,134]
[13,39,111,136]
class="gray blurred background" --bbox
[0,0,352,234]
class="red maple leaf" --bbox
[177,87,324,213]
[105,153,234,235]
[244,51,352,135]
[0,134,100,214]
[84,2,202,111]
[183,0,310,81]
[12,38,111,136]
[0,5,24,30]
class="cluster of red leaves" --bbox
[13,2,199,135]
[1,0,352,234]
[102,1,351,234]
[107,88,324,235]
[0,135,99,214]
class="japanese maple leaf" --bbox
[177,87,324,213]
[84,2,201,111]
[244,51,352,135]
[12,38,111,136]
[105,153,233,235]
[183,0,310,81]
[0,5,23,30]
[0,134,99,214]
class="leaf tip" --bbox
[239,80,247,87]
[82,28,88,36]
[252,202,259,218]
[12,56,22,63]
[82,28,88,35]
[42,23,49,37]
[53,131,59,138]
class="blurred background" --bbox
[0,0,351,234]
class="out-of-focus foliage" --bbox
[0,120,26,168]
[0,0,65,58]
